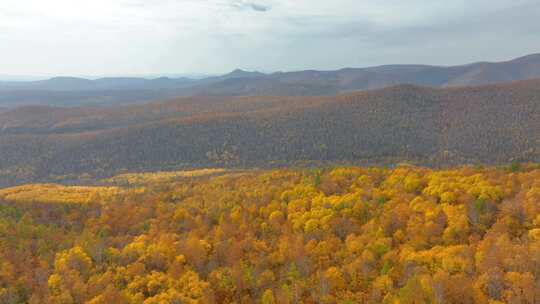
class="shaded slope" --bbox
[1,79,540,186]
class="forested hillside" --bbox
[1,165,540,303]
[1,80,540,187]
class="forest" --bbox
[1,164,539,303]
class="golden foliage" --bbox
[102,168,227,186]
[0,184,122,204]
[2,166,540,303]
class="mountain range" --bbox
[1,78,539,186]
[1,53,540,107]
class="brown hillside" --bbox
[1,79,540,186]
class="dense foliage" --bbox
[1,165,540,303]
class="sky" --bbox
[1,0,539,77]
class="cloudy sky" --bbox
[1,0,539,77]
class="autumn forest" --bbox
[1,165,540,303]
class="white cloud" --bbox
[0,0,539,76]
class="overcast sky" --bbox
[1,0,539,77]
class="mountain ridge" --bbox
[0,53,540,105]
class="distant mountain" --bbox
[219,69,267,79]
[0,76,195,91]
[1,79,540,186]
[1,53,540,107]
[180,53,540,96]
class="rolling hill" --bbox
[0,76,195,91]
[1,53,540,107]
[1,79,539,186]
[180,53,540,96]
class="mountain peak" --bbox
[224,69,265,78]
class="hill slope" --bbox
[1,79,540,186]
